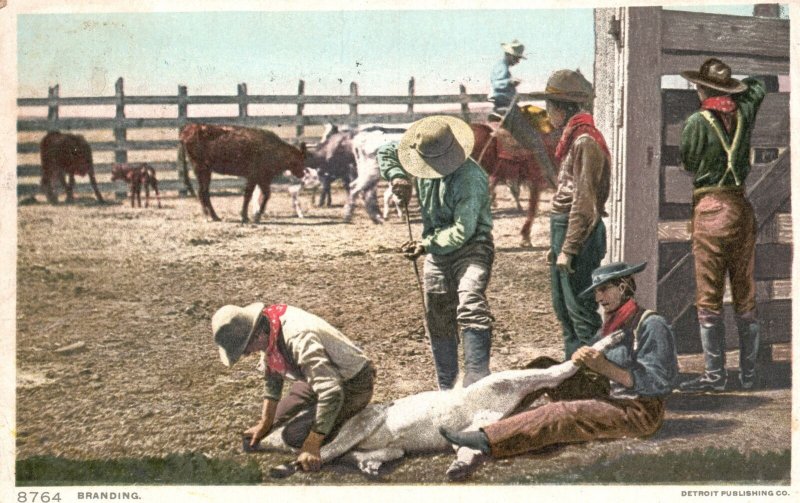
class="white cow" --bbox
[260,329,625,478]
[344,125,408,224]
[382,186,405,220]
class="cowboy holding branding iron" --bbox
[531,69,612,359]
[677,58,766,392]
[377,115,495,391]
[212,303,375,472]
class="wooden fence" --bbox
[594,7,791,354]
[16,78,536,196]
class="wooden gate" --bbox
[594,7,791,353]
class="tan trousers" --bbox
[691,190,757,318]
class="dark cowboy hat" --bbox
[579,262,647,299]
[680,58,747,94]
[528,69,594,103]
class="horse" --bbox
[39,131,104,204]
[470,106,559,247]
[178,123,306,222]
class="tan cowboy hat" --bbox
[501,40,526,59]
[212,302,264,367]
[398,115,475,179]
[680,58,747,94]
[529,69,594,103]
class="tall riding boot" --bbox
[736,315,760,390]
[429,334,460,391]
[679,317,727,392]
[462,328,492,387]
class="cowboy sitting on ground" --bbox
[212,303,375,472]
[439,262,679,480]
[377,115,495,391]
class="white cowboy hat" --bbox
[501,40,527,59]
[398,116,475,179]
[212,302,265,367]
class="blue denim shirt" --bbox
[489,59,515,107]
[593,312,679,398]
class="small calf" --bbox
[287,168,322,218]
[382,186,404,220]
[111,163,162,208]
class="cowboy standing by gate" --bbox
[530,69,611,359]
[677,58,766,392]
[377,116,495,391]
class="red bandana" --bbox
[701,96,737,114]
[263,304,288,375]
[554,112,611,164]
[602,298,639,337]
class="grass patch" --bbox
[508,448,790,484]
[17,452,263,485]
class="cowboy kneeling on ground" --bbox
[212,302,375,472]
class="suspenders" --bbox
[633,309,655,352]
[699,109,745,187]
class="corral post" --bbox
[237,83,248,120]
[296,80,305,141]
[459,84,470,122]
[47,84,59,126]
[407,77,415,122]
[177,84,189,197]
[114,77,128,164]
[348,82,359,129]
[597,7,663,309]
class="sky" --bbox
[15,3,763,100]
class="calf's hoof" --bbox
[520,238,533,248]
[358,460,383,479]
[445,457,485,482]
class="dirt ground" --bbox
[14,183,791,485]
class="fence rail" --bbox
[16,77,527,194]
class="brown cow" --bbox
[178,123,306,222]
[40,131,104,204]
[471,107,559,248]
[111,163,162,208]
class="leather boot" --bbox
[679,319,727,392]
[736,316,760,390]
[462,328,491,387]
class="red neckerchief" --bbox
[263,304,288,375]
[554,112,610,164]
[701,96,737,114]
[701,96,737,134]
[602,298,639,337]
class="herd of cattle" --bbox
[36,110,557,246]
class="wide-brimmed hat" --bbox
[680,58,747,94]
[501,40,526,59]
[398,116,475,179]
[529,69,594,103]
[212,302,264,367]
[579,262,647,299]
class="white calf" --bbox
[345,125,407,224]
[382,186,404,220]
[252,168,320,219]
[260,329,625,477]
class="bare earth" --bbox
[15,184,791,485]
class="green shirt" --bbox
[680,77,766,189]
[377,142,493,255]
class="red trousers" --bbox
[691,189,757,317]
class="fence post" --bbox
[177,84,189,196]
[114,77,127,164]
[47,84,59,128]
[296,80,305,141]
[407,77,415,122]
[459,84,470,122]
[237,83,248,120]
[348,82,359,129]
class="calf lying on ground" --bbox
[111,163,162,208]
[259,329,624,478]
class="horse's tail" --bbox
[177,143,196,197]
